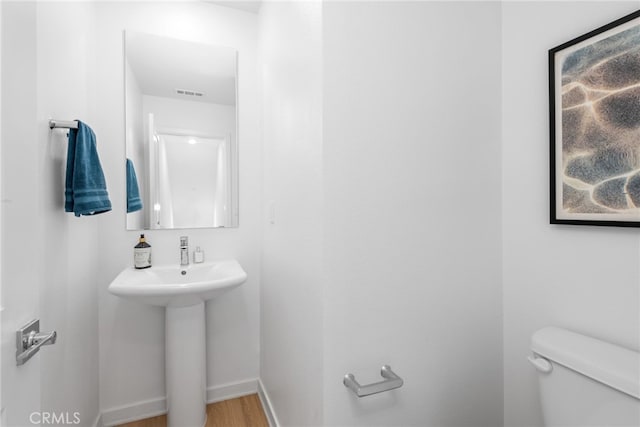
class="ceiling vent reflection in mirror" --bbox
[176,88,204,97]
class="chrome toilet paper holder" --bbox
[344,365,404,397]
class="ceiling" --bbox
[203,0,262,14]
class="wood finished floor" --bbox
[118,394,269,427]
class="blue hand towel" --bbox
[65,121,112,217]
[126,158,143,213]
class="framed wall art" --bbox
[550,9,640,227]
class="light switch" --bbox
[267,200,276,225]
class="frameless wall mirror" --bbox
[124,31,238,230]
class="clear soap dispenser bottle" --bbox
[134,234,152,269]
[194,246,205,263]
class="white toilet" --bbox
[529,327,640,426]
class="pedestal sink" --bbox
[108,260,247,427]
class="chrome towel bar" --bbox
[344,365,403,397]
[49,119,78,130]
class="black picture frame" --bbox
[550,9,640,227]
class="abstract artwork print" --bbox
[550,10,640,226]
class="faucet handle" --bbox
[180,236,188,247]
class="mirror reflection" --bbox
[124,31,238,230]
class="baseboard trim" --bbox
[92,412,104,427]
[257,379,280,427]
[100,379,259,426]
[206,378,258,403]
[101,397,166,427]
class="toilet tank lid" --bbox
[532,327,640,400]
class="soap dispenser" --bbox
[134,234,152,269]
[194,246,205,263]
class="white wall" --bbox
[259,1,324,425]
[94,2,261,421]
[143,95,235,138]
[1,3,42,425]
[1,2,100,425]
[0,1,3,418]
[323,1,502,426]
[36,3,101,425]
[502,2,640,426]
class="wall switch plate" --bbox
[267,200,276,225]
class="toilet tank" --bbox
[530,327,640,427]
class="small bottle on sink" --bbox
[134,234,152,269]
[194,246,205,263]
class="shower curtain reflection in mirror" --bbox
[149,129,232,229]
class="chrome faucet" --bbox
[180,236,189,266]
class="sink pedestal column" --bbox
[166,302,207,427]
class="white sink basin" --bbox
[108,260,247,307]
